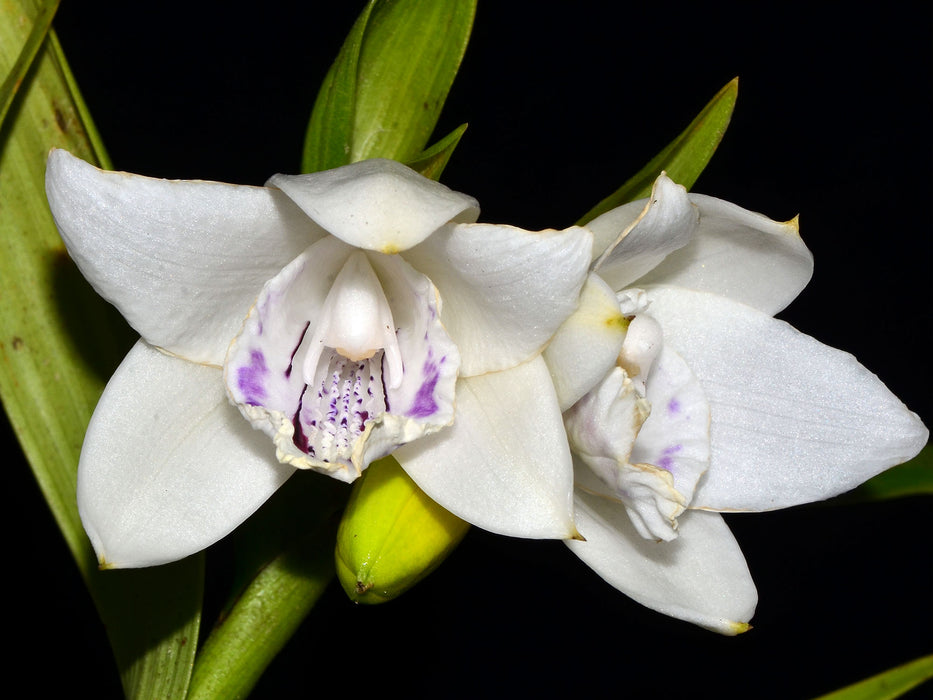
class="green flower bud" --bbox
[336,456,470,603]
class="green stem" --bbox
[186,522,337,700]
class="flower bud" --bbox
[335,456,470,603]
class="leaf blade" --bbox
[814,654,933,700]
[578,77,739,224]
[301,1,374,173]
[1,6,200,698]
[302,0,476,172]
[350,0,476,163]
[406,122,468,180]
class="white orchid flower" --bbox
[46,150,592,569]
[543,173,929,634]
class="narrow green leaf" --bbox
[301,1,374,172]
[837,443,933,503]
[1,5,200,698]
[302,0,476,171]
[351,0,475,163]
[95,559,205,700]
[0,0,59,131]
[44,28,110,169]
[187,519,338,700]
[406,122,468,180]
[814,654,933,700]
[578,77,739,225]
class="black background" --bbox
[6,2,931,698]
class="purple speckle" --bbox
[291,351,386,465]
[285,321,311,379]
[667,398,681,415]
[657,444,682,472]
[237,350,268,405]
[292,389,309,453]
[407,354,443,418]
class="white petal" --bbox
[588,174,698,291]
[404,223,593,375]
[637,195,813,315]
[631,343,711,507]
[267,158,479,254]
[78,341,294,568]
[543,273,628,410]
[394,356,578,540]
[45,149,316,365]
[567,495,757,634]
[647,287,930,511]
[584,200,644,262]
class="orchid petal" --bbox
[225,238,459,482]
[566,369,686,542]
[646,286,929,511]
[364,251,461,455]
[588,174,698,291]
[394,356,578,540]
[543,273,628,410]
[631,343,711,507]
[405,222,593,375]
[575,454,685,542]
[267,158,479,254]
[564,368,649,488]
[45,149,316,365]
[637,195,813,315]
[78,341,294,568]
[616,313,663,397]
[567,494,757,634]
[583,199,643,262]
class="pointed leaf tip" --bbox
[578,77,739,224]
[302,0,476,172]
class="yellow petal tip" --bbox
[569,526,587,542]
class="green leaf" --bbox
[839,443,933,503]
[302,0,476,171]
[0,5,201,698]
[0,0,59,131]
[301,2,373,172]
[577,77,739,225]
[406,122,468,180]
[94,559,205,700]
[814,654,933,700]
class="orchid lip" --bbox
[224,237,461,481]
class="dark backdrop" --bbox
[7,2,931,698]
